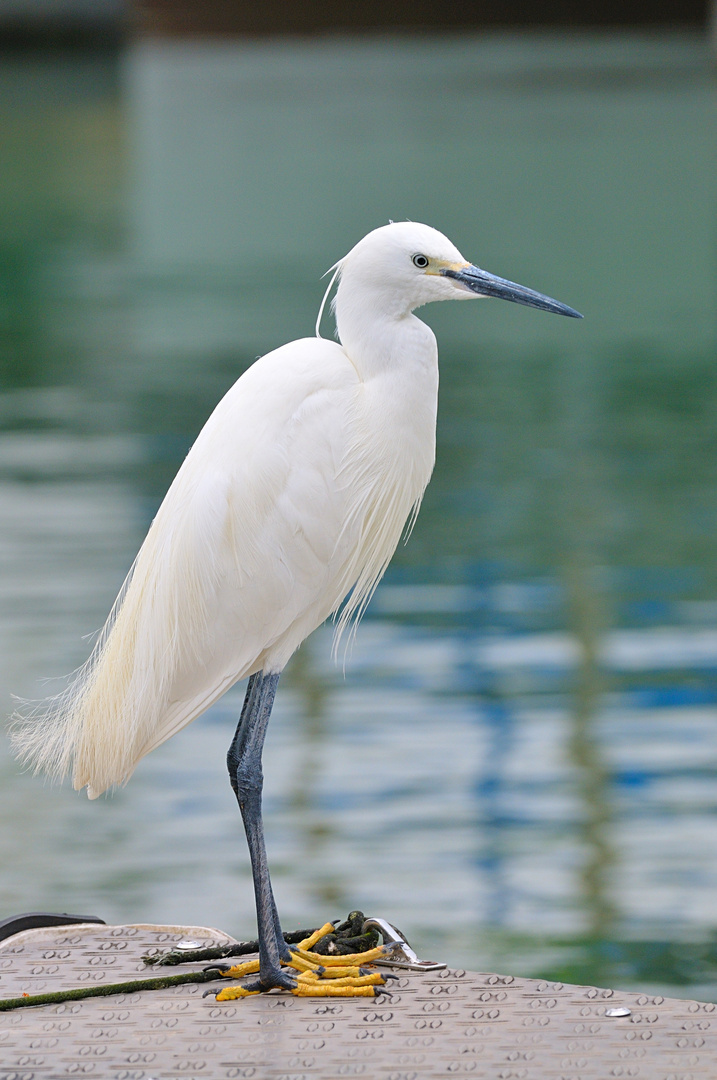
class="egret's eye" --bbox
[412,254,429,269]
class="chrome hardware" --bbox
[362,916,446,972]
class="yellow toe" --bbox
[286,952,323,974]
[292,983,380,998]
[215,985,260,1001]
[291,943,389,967]
[295,964,377,981]
[220,959,261,979]
[296,922,336,951]
[297,971,385,988]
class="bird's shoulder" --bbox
[211,336,357,450]
[164,337,357,513]
[223,336,356,413]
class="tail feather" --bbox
[10,464,251,798]
[11,497,223,797]
[10,560,142,798]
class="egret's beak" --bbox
[441,264,583,319]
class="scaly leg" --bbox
[227,671,294,990]
[228,673,289,961]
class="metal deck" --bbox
[0,922,714,1078]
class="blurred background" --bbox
[0,0,716,1001]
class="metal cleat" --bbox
[362,917,446,972]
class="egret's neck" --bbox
[334,278,437,382]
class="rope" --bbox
[143,910,379,967]
[0,911,382,1011]
[0,969,219,1011]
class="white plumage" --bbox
[12,221,580,803]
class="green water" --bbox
[0,32,716,1001]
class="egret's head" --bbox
[334,221,582,320]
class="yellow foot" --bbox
[210,921,393,1001]
[282,942,393,998]
[292,965,389,997]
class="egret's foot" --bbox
[289,965,392,998]
[285,948,394,997]
[286,923,392,995]
[210,922,393,1001]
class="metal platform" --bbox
[1,921,715,1078]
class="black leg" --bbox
[228,671,294,990]
[227,673,260,776]
[228,673,289,960]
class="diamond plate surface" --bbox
[0,922,715,1078]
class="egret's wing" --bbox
[12,338,359,797]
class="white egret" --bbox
[12,222,581,996]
